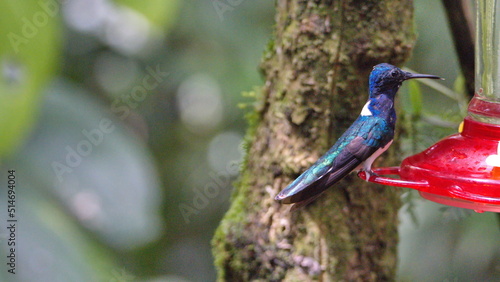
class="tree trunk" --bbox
[213,1,416,280]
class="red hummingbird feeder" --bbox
[358,0,500,213]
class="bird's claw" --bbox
[361,169,379,181]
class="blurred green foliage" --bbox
[0,1,59,157]
[116,0,180,28]
[0,0,498,281]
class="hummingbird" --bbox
[275,63,441,207]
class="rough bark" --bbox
[213,1,416,281]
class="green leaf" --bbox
[0,0,60,157]
[114,0,180,30]
[15,80,163,250]
[408,79,423,116]
[0,170,117,281]
[453,73,466,95]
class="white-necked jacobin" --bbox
[275,63,441,207]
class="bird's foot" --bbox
[361,169,379,181]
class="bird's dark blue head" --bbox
[368,63,441,98]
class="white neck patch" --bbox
[360,101,372,116]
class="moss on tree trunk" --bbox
[213,0,416,280]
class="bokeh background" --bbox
[0,0,498,281]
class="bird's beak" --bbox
[404,72,443,80]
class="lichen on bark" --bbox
[212,0,416,281]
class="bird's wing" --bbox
[275,116,392,204]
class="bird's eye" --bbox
[390,70,398,78]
